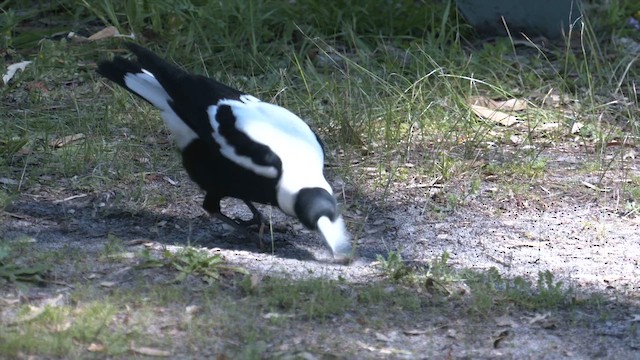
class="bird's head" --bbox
[294,187,352,261]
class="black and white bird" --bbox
[97,43,352,260]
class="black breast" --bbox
[181,139,279,205]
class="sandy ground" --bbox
[2,141,640,359]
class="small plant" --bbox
[256,277,353,320]
[138,247,248,284]
[535,270,571,308]
[0,244,48,284]
[377,251,411,281]
[377,251,461,296]
[101,233,125,259]
[462,268,573,316]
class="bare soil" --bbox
[2,142,640,359]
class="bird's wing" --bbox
[121,43,245,143]
[98,43,324,182]
[209,98,326,192]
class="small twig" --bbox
[53,194,88,203]
[18,160,28,192]
[3,212,29,220]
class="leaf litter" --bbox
[467,96,526,126]
[4,147,640,359]
[2,31,640,360]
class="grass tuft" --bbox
[0,242,48,284]
[1,0,638,357]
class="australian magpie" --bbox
[96,43,352,260]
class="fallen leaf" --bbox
[107,252,135,260]
[374,332,391,342]
[99,281,116,288]
[508,241,549,248]
[26,81,49,92]
[88,26,120,41]
[623,149,636,160]
[581,181,611,192]
[0,177,18,185]
[529,314,558,329]
[468,96,528,111]
[42,294,65,308]
[49,133,85,148]
[125,238,151,246]
[67,32,89,42]
[403,329,428,336]
[130,343,171,357]
[540,92,571,107]
[494,98,528,111]
[571,122,584,134]
[541,321,558,329]
[539,122,560,131]
[470,105,520,126]
[51,321,71,332]
[0,297,20,306]
[145,173,163,182]
[6,305,46,325]
[445,328,458,339]
[493,330,510,348]
[250,273,263,289]
[87,343,105,352]
[308,49,345,69]
[510,134,525,145]
[3,61,32,84]
[185,305,201,315]
[262,312,294,319]
[543,94,558,106]
[163,176,178,186]
[494,315,516,327]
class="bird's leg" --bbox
[240,201,266,250]
[234,201,265,228]
[241,201,290,234]
[212,213,262,243]
[203,194,264,249]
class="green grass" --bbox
[0,241,588,358]
[0,242,48,284]
[2,0,640,357]
[0,301,131,357]
[2,0,637,207]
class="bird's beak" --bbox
[316,215,352,262]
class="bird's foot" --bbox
[213,213,271,251]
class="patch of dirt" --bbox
[2,143,640,359]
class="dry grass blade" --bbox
[130,342,171,357]
[49,133,85,148]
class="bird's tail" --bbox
[121,43,187,93]
[97,53,171,109]
[97,44,198,149]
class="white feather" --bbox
[209,117,280,178]
[207,99,329,215]
[124,71,198,149]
